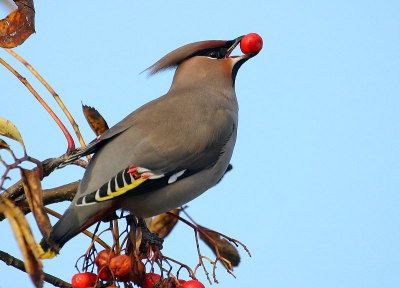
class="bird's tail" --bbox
[37,202,113,259]
[36,207,84,259]
[37,239,57,259]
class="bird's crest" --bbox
[145,40,228,75]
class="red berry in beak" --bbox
[240,33,263,54]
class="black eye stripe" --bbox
[209,51,219,58]
[192,48,225,59]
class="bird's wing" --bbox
[75,91,236,206]
[58,119,134,168]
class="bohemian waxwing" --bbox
[39,35,260,258]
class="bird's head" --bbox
[145,35,261,88]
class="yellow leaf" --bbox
[0,117,25,151]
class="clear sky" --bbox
[1,1,399,287]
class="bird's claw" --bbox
[138,218,164,253]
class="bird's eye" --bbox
[208,51,220,58]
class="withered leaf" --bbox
[135,217,152,252]
[1,198,44,287]
[0,117,26,151]
[149,208,181,239]
[199,226,240,267]
[0,138,11,150]
[82,104,109,136]
[0,0,35,48]
[124,226,146,286]
[20,168,53,243]
[118,251,146,286]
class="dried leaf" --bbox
[0,138,11,150]
[20,168,52,242]
[149,209,181,239]
[199,227,240,267]
[117,250,146,286]
[135,217,152,252]
[0,117,25,151]
[82,104,109,136]
[0,0,35,48]
[124,225,146,286]
[1,198,44,287]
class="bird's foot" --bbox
[138,218,164,254]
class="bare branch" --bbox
[0,180,79,221]
[0,157,65,200]
[0,250,72,288]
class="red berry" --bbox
[240,33,263,54]
[71,272,97,288]
[182,280,205,288]
[94,249,115,268]
[143,273,161,288]
[97,266,112,281]
[109,254,131,277]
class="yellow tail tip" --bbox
[37,242,57,259]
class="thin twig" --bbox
[5,49,88,156]
[0,57,75,152]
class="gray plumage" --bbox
[39,35,259,257]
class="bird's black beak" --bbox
[225,36,244,58]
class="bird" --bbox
[38,34,260,258]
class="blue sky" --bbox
[1,1,399,287]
